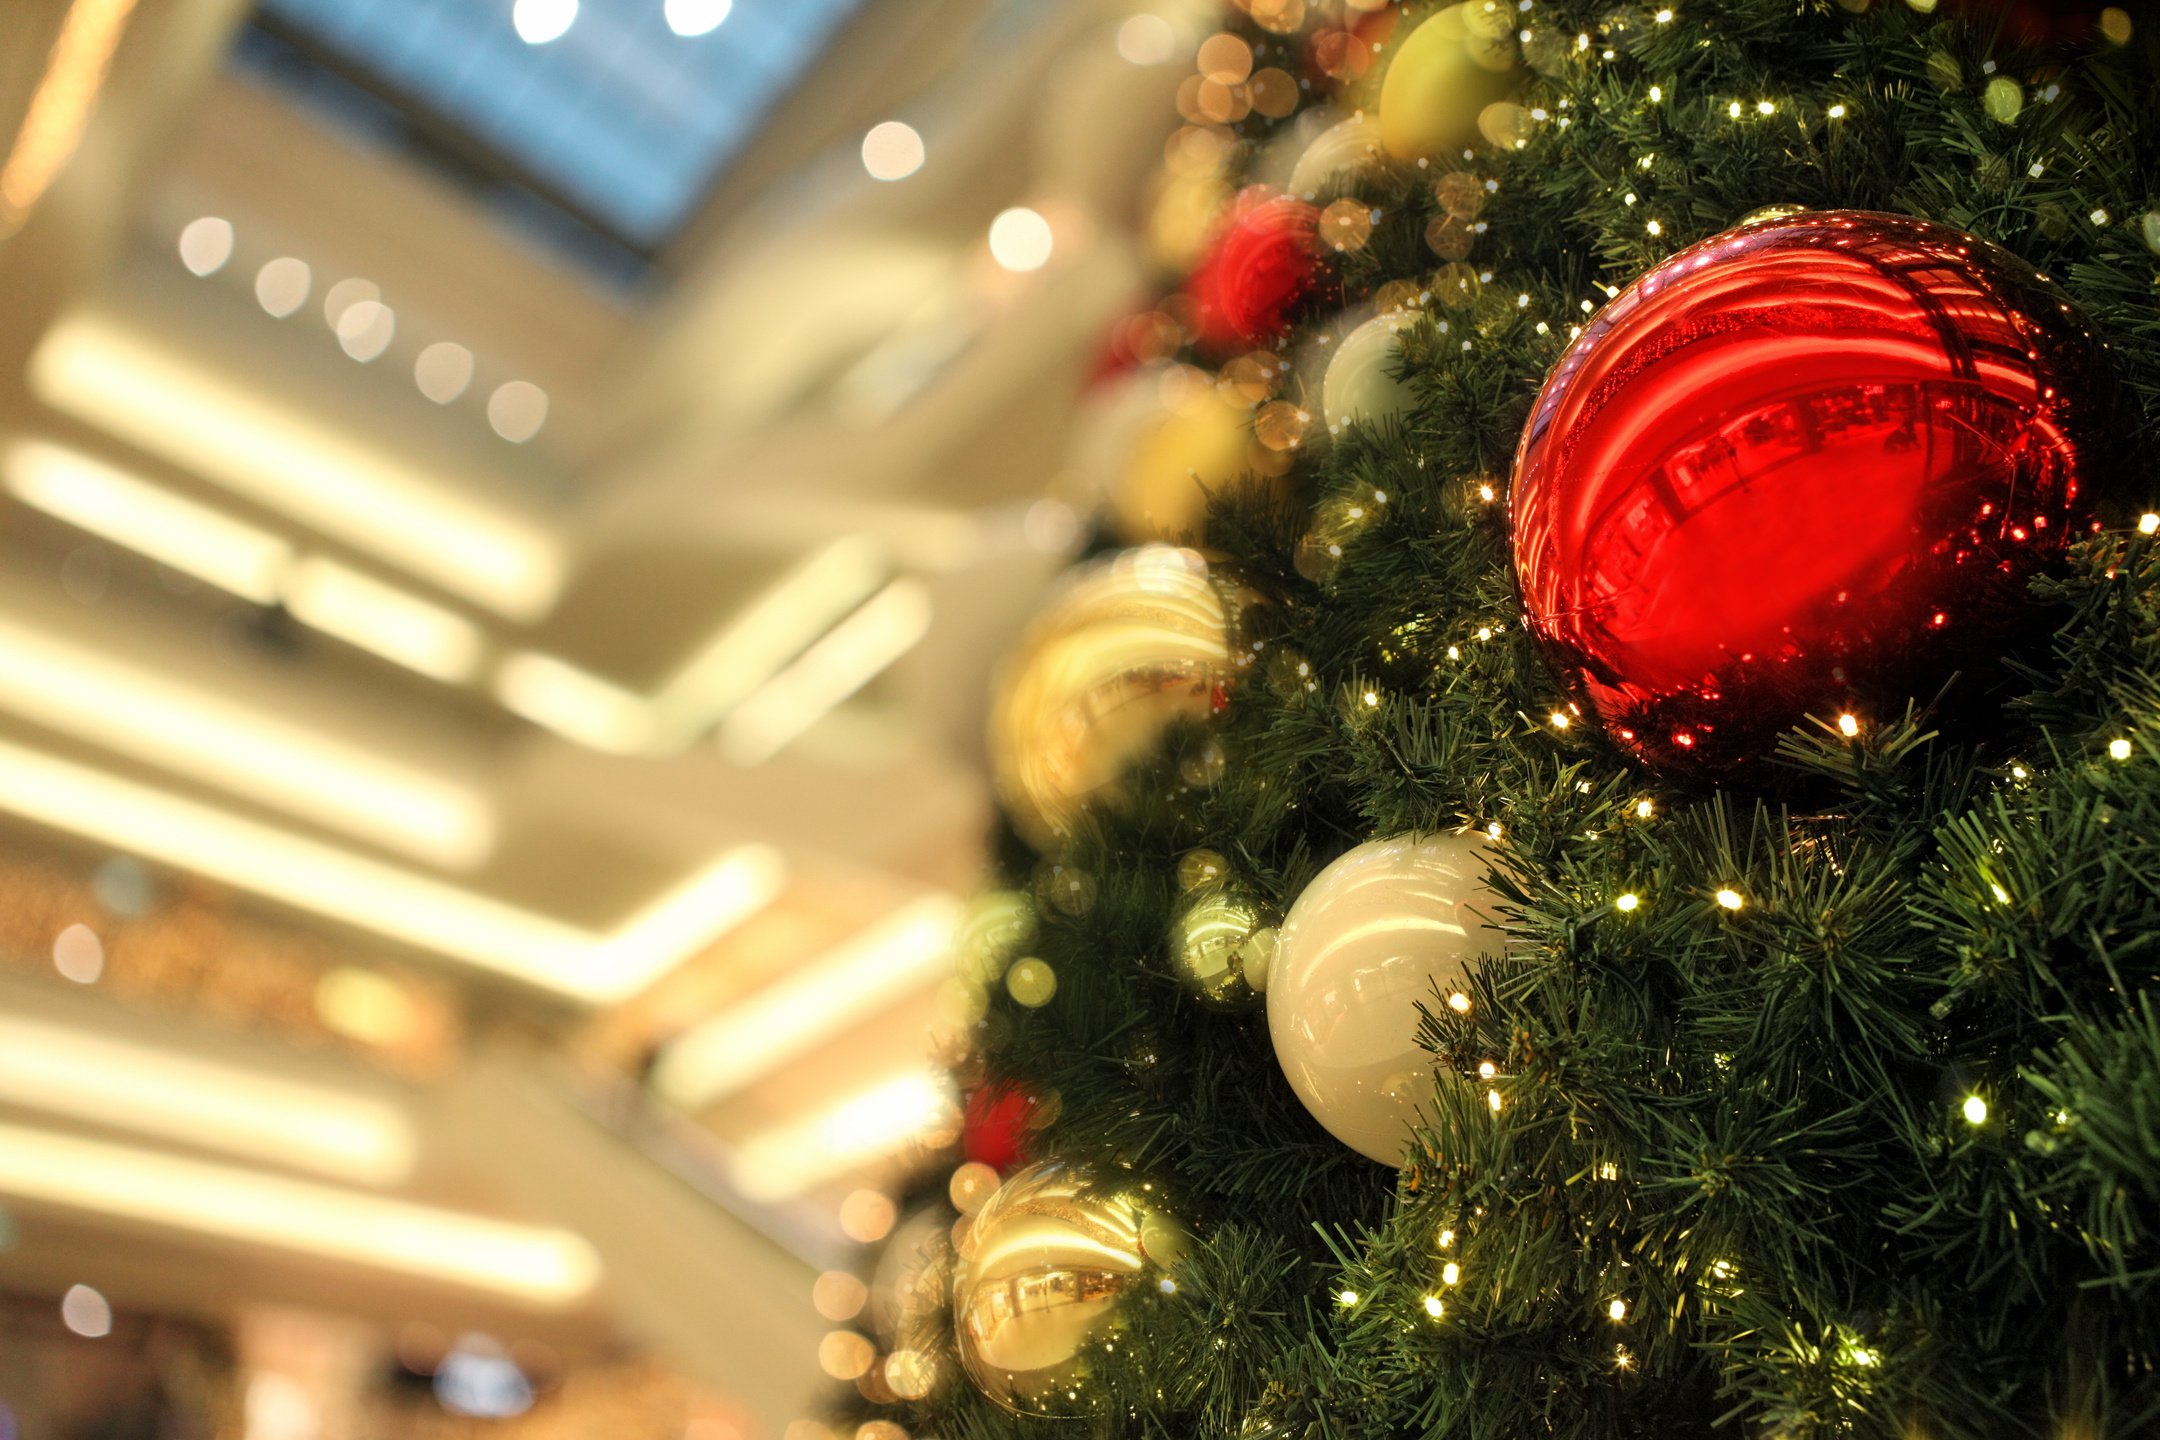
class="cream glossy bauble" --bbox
[1322,312,1417,435]
[990,546,1230,852]
[1266,833,1503,1164]
[1287,113,1385,200]
[1377,4,1516,161]
[950,1160,1185,1417]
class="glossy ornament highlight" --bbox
[1376,3,1516,162]
[1185,190,1320,351]
[950,1160,1185,1416]
[1267,833,1503,1164]
[990,547,1230,851]
[1512,210,2118,777]
[1171,887,1277,1008]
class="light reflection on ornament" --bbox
[1172,888,1276,1008]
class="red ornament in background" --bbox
[1511,210,2122,777]
[1185,190,1320,352]
[962,1086,1034,1174]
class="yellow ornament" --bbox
[950,1161,1185,1417]
[990,546,1230,851]
[1377,4,1517,162]
[1110,385,1253,543]
[1172,888,1278,1008]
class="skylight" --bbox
[240,0,863,270]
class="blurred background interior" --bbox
[0,0,1206,1434]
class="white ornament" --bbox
[1322,312,1418,435]
[1287,113,1385,200]
[1266,832,1503,1164]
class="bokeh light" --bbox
[254,257,310,318]
[812,1270,868,1321]
[60,1282,111,1338]
[414,341,475,403]
[816,1330,874,1381]
[52,923,102,984]
[1115,13,1175,65]
[487,380,549,442]
[177,216,233,276]
[838,1188,896,1243]
[988,206,1053,272]
[664,0,732,38]
[860,121,924,182]
[321,276,379,329]
[335,300,396,362]
[511,0,577,45]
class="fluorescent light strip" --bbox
[0,736,775,1002]
[283,556,486,685]
[0,0,139,235]
[587,846,788,997]
[645,537,890,746]
[29,314,562,621]
[731,1068,951,1202]
[0,610,493,869]
[719,579,933,766]
[0,1120,598,1304]
[5,440,290,604]
[494,651,653,755]
[654,894,960,1110]
[0,1013,413,1186]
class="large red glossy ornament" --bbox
[1185,189,1321,352]
[1511,210,2119,777]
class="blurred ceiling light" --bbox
[665,0,733,37]
[30,315,563,620]
[512,0,578,45]
[584,846,787,998]
[4,440,291,604]
[335,300,396,362]
[645,536,889,747]
[177,216,234,276]
[314,967,421,1048]
[988,206,1054,272]
[494,650,653,754]
[321,277,379,329]
[283,557,486,685]
[732,1068,952,1202]
[860,121,924,181]
[654,893,961,1110]
[486,380,549,443]
[0,0,140,238]
[0,604,494,867]
[0,735,775,1000]
[415,341,475,403]
[1116,13,1177,65]
[719,579,932,766]
[255,257,311,318]
[0,1121,601,1304]
[61,1283,112,1338]
[0,1012,415,1186]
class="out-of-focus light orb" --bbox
[1115,13,1175,65]
[861,121,924,181]
[817,1330,875,1381]
[1963,1093,1989,1125]
[813,1270,868,1322]
[60,1283,112,1338]
[434,1338,534,1419]
[336,300,396,362]
[255,257,310,318]
[988,207,1054,273]
[839,1189,898,1244]
[321,276,379,329]
[415,341,475,404]
[314,966,417,1046]
[488,380,549,443]
[511,0,577,45]
[177,217,233,276]
[92,856,155,917]
[948,1161,1001,1214]
[244,1372,318,1440]
[664,0,731,37]
[52,923,103,984]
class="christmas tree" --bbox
[841,2,2160,1436]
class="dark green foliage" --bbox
[887,2,2160,1436]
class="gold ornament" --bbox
[950,1161,1185,1417]
[1377,4,1517,162]
[1172,888,1278,1008]
[989,546,1230,851]
[1110,383,1252,542]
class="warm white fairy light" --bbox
[1424,1295,1445,1318]
[1635,799,1655,818]
[2109,737,2133,760]
[1478,482,1497,502]
[2139,513,2159,535]
[1442,1261,1461,1285]
[1338,1289,1360,1307]
[1962,1094,1989,1125]
[1990,882,2011,904]
[1837,713,1861,737]
[1715,888,1744,911]
[1646,219,1663,236]
[1486,1088,1503,1113]
[1827,102,1848,118]
[1615,893,1640,913]
[1486,822,1504,839]
[1608,1298,1628,1321]
[1448,991,1472,1013]
[1437,1228,1455,1248]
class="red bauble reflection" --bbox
[1185,190,1320,352]
[962,1086,1033,1174]
[1511,210,2120,777]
